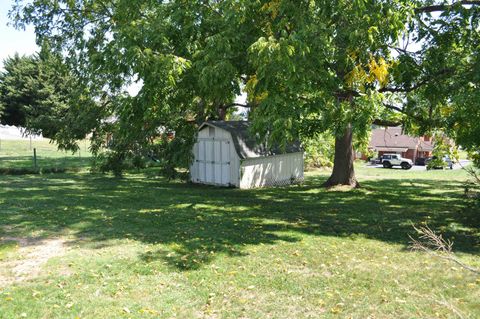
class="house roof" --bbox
[199,121,302,159]
[370,127,434,152]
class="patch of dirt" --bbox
[0,236,67,287]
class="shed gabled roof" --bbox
[199,121,302,159]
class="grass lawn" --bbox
[0,139,91,172]
[0,242,18,261]
[0,166,479,318]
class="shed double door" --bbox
[196,138,231,186]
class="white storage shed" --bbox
[190,121,304,189]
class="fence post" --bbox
[33,148,37,170]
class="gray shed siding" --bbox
[191,123,304,189]
[239,152,304,189]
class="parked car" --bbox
[444,156,454,169]
[381,154,413,169]
[426,155,453,170]
[370,156,383,165]
[415,157,427,166]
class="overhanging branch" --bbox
[380,68,453,94]
[223,102,252,109]
[379,81,427,94]
[373,119,402,127]
[382,103,430,125]
[383,103,405,113]
[415,1,480,14]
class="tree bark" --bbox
[323,123,359,188]
[218,106,226,120]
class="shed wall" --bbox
[239,152,304,189]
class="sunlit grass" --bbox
[0,139,91,172]
[0,241,18,261]
[0,168,479,318]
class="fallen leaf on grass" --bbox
[330,306,342,314]
[139,308,158,315]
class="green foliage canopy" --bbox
[9,0,480,176]
[0,54,37,127]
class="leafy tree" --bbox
[0,50,99,150]
[10,0,480,183]
[0,54,36,127]
[246,0,480,186]
[403,1,480,170]
[10,0,263,176]
[246,1,410,187]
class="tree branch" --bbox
[373,119,402,127]
[380,68,453,94]
[382,103,429,125]
[410,224,480,275]
[388,45,422,56]
[383,103,405,113]
[223,102,252,109]
[415,1,480,14]
[379,80,429,93]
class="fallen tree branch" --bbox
[409,224,480,275]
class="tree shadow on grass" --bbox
[0,172,478,271]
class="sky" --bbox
[0,1,38,70]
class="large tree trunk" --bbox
[323,123,359,188]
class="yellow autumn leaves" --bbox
[245,75,269,105]
[345,55,392,91]
[261,0,281,19]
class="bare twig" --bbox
[436,295,466,319]
[409,224,480,275]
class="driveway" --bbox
[365,159,470,171]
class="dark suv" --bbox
[415,157,427,166]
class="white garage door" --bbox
[195,138,231,186]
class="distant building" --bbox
[366,127,433,161]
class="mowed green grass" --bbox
[0,139,91,171]
[0,242,18,261]
[0,166,479,318]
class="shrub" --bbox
[426,157,447,170]
[303,134,335,169]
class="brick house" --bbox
[367,127,434,162]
